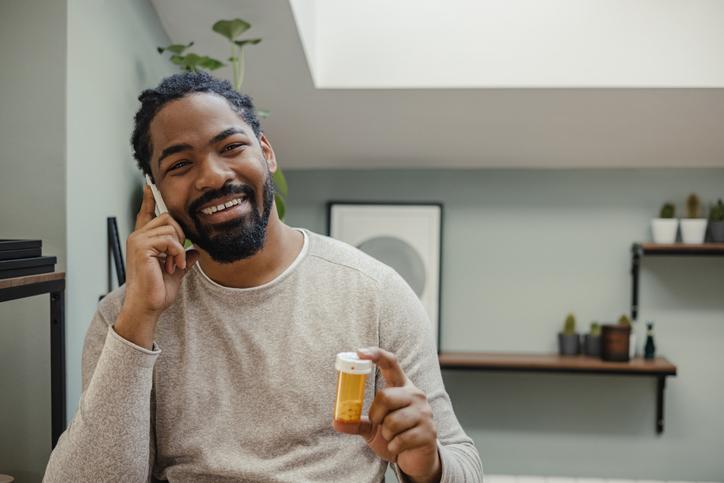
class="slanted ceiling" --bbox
[151,0,724,169]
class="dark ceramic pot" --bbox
[583,334,602,357]
[709,221,724,242]
[602,324,631,362]
[558,333,581,356]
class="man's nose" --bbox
[194,155,235,191]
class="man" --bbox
[43,72,483,482]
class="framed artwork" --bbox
[327,202,443,351]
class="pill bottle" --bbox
[334,352,373,424]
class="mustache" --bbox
[188,183,256,216]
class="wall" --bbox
[66,0,176,423]
[0,0,67,481]
[282,168,724,480]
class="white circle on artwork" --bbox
[356,236,426,297]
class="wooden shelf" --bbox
[0,271,65,290]
[438,351,677,434]
[631,242,724,320]
[636,242,724,256]
[438,352,676,376]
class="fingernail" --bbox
[357,348,372,355]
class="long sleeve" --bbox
[377,266,484,483]
[43,293,160,483]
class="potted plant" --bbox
[558,313,580,356]
[583,322,602,357]
[680,193,707,244]
[651,202,678,244]
[709,198,724,243]
[602,315,632,362]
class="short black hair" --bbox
[131,71,262,178]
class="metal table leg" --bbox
[50,289,66,448]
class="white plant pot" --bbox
[680,219,707,244]
[651,219,678,244]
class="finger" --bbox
[143,234,185,266]
[332,416,374,441]
[357,347,407,388]
[387,425,436,456]
[135,184,156,231]
[138,213,186,245]
[380,406,421,442]
[165,252,175,274]
[368,387,412,426]
[332,418,396,462]
[146,228,187,272]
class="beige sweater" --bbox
[43,229,483,482]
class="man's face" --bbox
[148,92,276,263]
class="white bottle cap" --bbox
[335,352,373,375]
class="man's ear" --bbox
[259,133,278,173]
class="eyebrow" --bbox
[156,127,247,170]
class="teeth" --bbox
[201,197,244,215]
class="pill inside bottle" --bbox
[334,352,373,424]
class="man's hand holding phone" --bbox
[114,184,199,349]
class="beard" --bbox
[178,172,275,264]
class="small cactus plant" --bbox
[563,313,576,335]
[710,199,724,222]
[659,202,675,219]
[590,322,601,337]
[686,193,701,218]
[618,314,632,327]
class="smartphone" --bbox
[145,175,194,250]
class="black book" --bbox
[0,256,56,280]
[0,240,42,260]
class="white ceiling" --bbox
[151,0,724,170]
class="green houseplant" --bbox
[708,198,724,242]
[558,313,580,356]
[583,322,602,357]
[680,193,707,244]
[157,18,288,220]
[651,202,678,244]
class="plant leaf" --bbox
[272,169,288,197]
[275,194,286,220]
[213,19,251,41]
[169,54,189,66]
[255,109,270,119]
[198,56,225,70]
[233,38,262,48]
[158,42,194,55]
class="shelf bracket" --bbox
[631,243,642,321]
[656,375,666,435]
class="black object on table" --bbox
[0,271,66,448]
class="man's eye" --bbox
[169,160,190,171]
[222,143,244,153]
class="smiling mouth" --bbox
[198,194,248,215]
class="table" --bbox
[0,272,66,447]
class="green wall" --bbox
[282,168,724,480]
[0,1,67,481]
